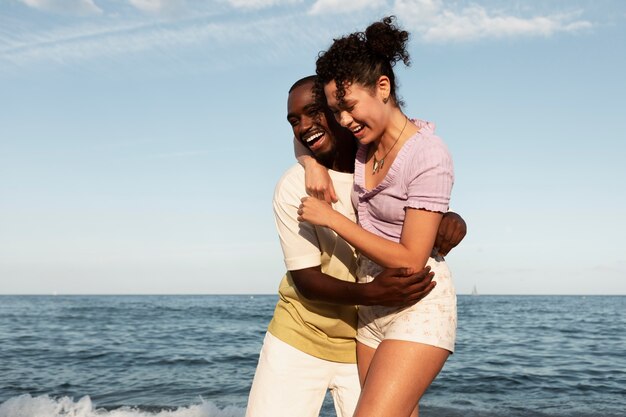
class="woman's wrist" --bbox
[326,209,344,231]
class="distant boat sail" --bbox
[471,285,478,296]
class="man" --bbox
[245,76,466,417]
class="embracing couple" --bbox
[246,16,466,417]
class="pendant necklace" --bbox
[372,116,409,175]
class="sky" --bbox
[1,0,625,295]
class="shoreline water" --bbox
[1,295,624,417]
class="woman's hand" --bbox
[297,196,336,227]
[303,157,337,203]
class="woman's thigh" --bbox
[353,339,449,417]
[356,341,376,387]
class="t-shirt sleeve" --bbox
[406,139,454,213]
[273,168,323,271]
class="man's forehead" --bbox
[287,83,316,112]
[289,81,314,100]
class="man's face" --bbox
[287,81,337,158]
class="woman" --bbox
[297,17,457,417]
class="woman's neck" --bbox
[375,111,414,156]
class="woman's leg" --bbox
[356,341,376,387]
[353,339,449,417]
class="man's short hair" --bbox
[289,75,317,93]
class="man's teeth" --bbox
[306,132,324,143]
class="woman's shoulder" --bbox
[398,119,453,177]
[405,119,450,157]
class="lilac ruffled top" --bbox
[351,119,454,243]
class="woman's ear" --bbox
[377,75,391,103]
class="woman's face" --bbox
[324,80,388,145]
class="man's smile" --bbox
[303,129,326,151]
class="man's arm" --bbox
[292,210,466,306]
[291,266,435,307]
[435,211,467,256]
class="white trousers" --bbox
[245,332,360,417]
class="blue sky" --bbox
[1,0,625,295]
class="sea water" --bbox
[0,295,624,417]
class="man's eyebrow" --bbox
[303,103,321,113]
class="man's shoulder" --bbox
[279,163,305,182]
[274,164,305,202]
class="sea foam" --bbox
[0,395,244,417]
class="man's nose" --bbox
[302,114,314,129]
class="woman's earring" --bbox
[383,96,389,104]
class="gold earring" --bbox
[383,96,389,104]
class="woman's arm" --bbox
[298,197,442,270]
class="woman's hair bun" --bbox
[365,16,410,67]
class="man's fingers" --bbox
[412,266,432,278]
[384,266,415,278]
[440,228,464,255]
[437,223,464,256]
[452,227,466,245]
[403,270,434,287]
[406,282,437,302]
[435,224,451,253]
[438,240,452,256]
[445,225,456,245]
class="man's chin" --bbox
[312,149,333,166]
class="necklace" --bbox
[372,116,409,175]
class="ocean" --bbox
[0,295,624,417]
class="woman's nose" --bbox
[339,112,352,127]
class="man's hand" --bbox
[363,266,435,307]
[435,211,467,257]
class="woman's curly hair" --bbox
[315,16,410,108]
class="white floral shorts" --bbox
[356,255,457,353]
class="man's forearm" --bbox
[290,265,435,307]
[291,267,374,305]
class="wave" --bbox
[0,395,245,417]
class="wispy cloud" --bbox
[18,0,102,15]
[307,0,591,41]
[128,0,186,15]
[0,1,595,71]
[227,0,302,10]
[309,0,386,15]
[394,0,592,42]
[0,13,326,71]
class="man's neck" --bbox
[321,131,356,174]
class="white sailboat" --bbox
[471,285,478,296]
